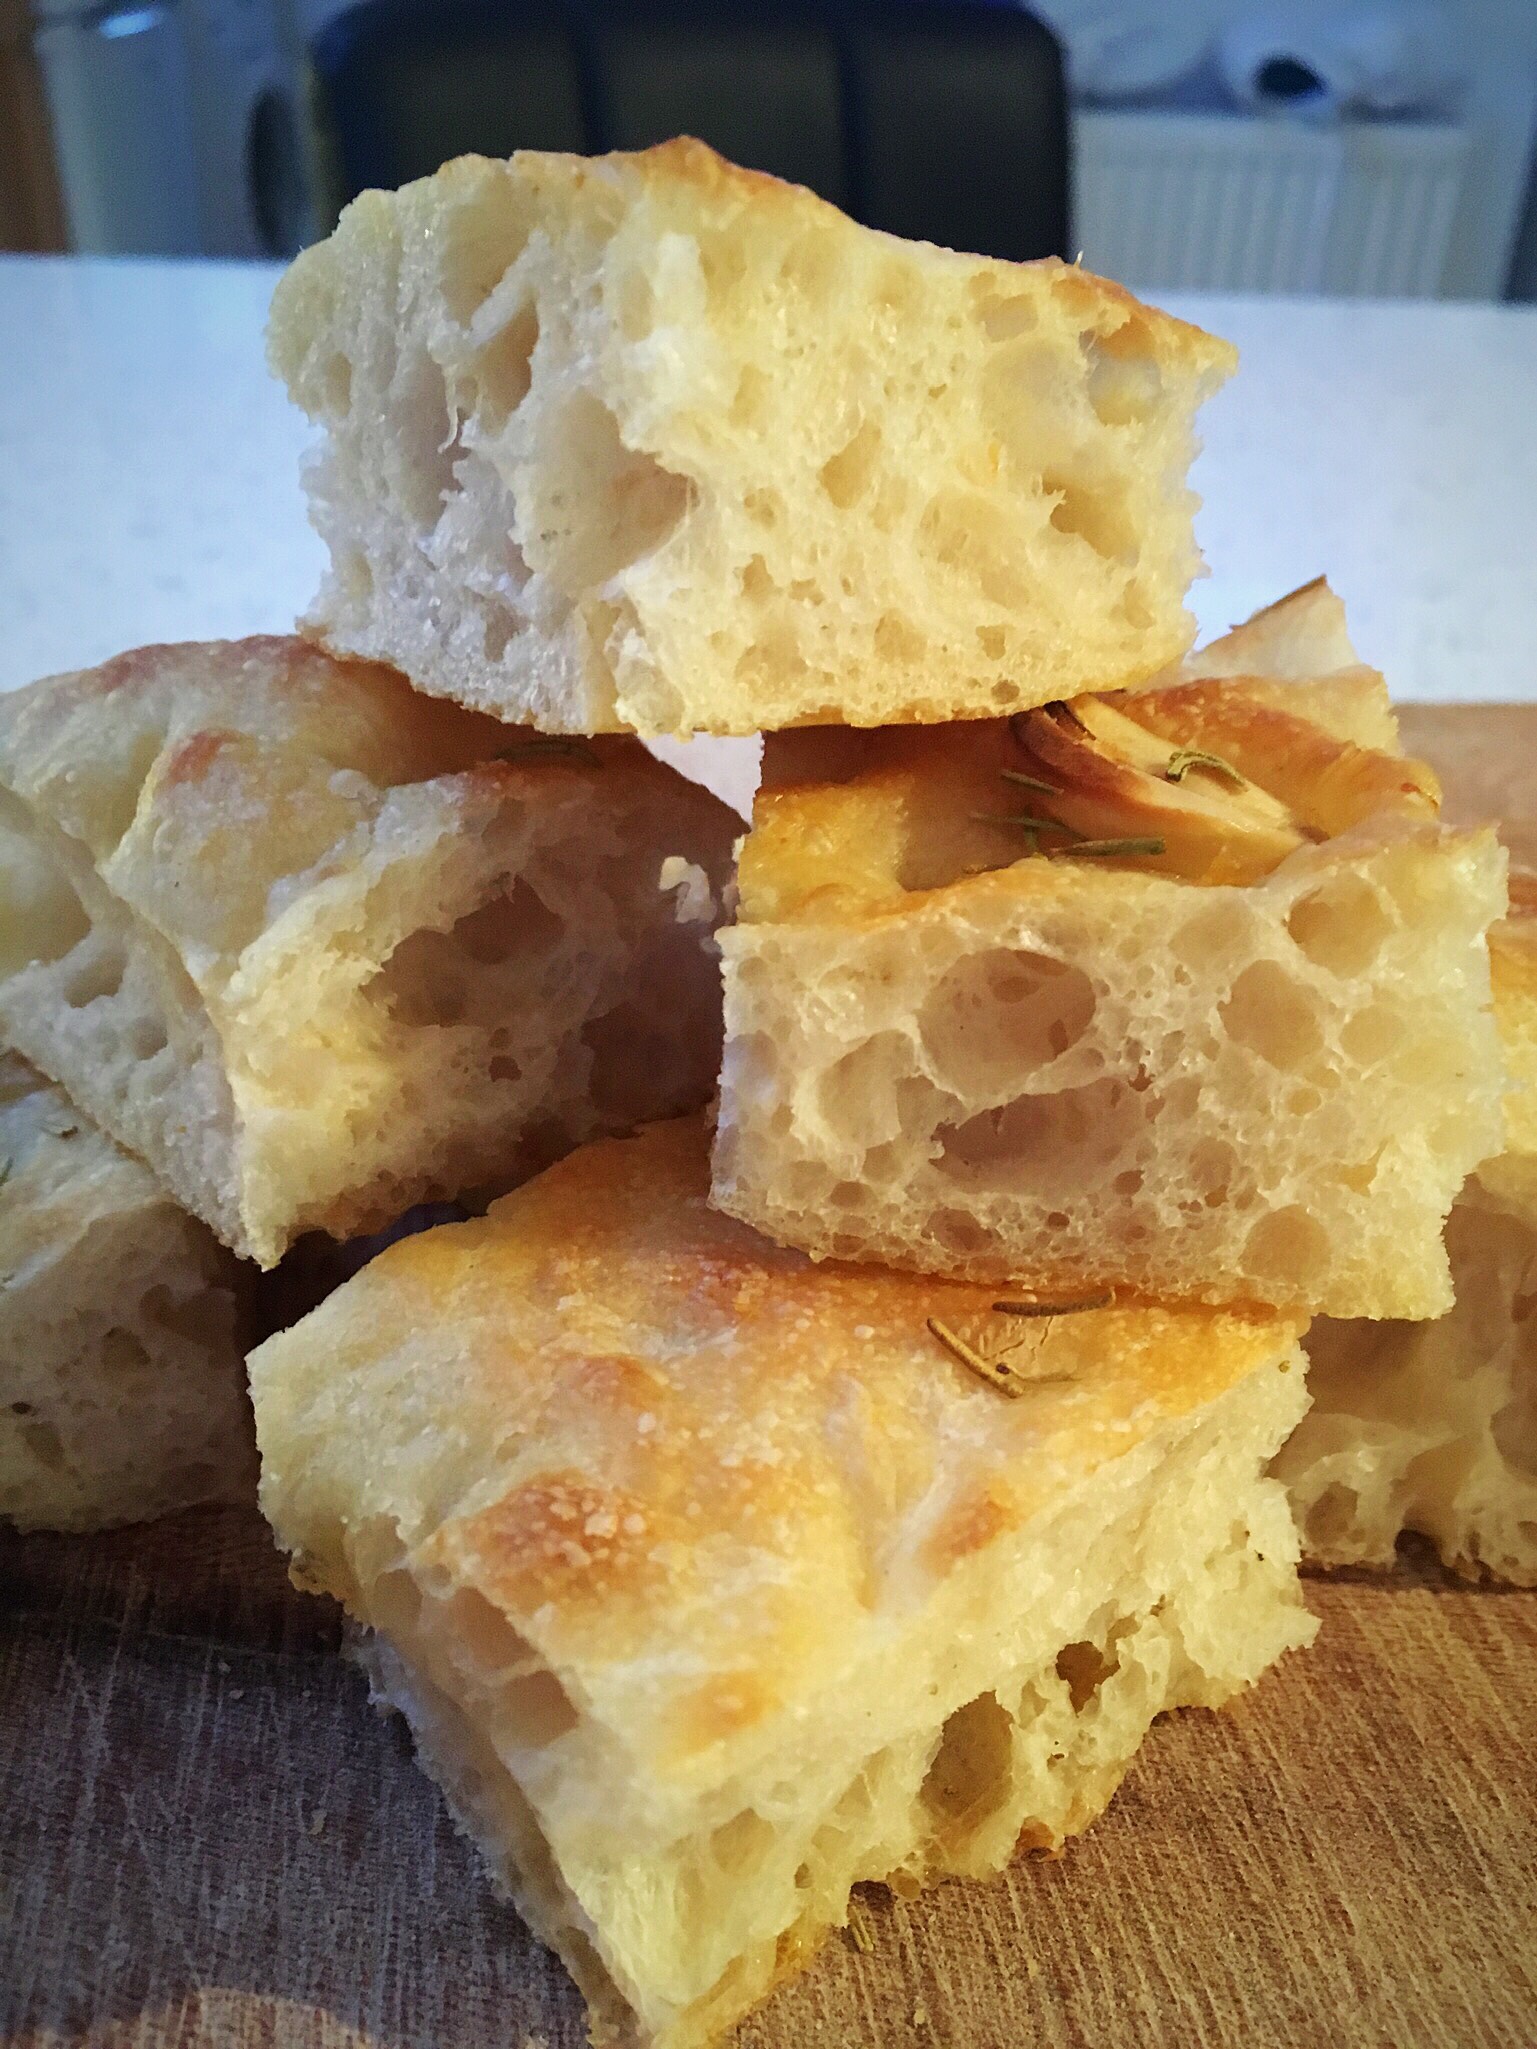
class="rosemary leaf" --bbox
[1000,768,1060,797]
[993,1292,1112,1318]
[928,1316,1028,1398]
[1165,746,1244,786]
[1062,836,1166,858]
[847,1902,878,1955]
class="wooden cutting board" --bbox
[4,702,1537,2049]
[3,1509,1534,2048]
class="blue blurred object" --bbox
[312,0,1068,261]
[33,1,202,252]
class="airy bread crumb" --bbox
[269,138,1234,738]
[712,589,1505,1319]
[0,637,738,1266]
[0,1050,254,1532]
[1275,874,1537,1582]
[1277,1169,1537,1585]
[250,1117,1314,2049]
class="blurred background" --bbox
[1,0,1535,298]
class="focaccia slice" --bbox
[269,138,1235,739]
[1275,863,1537,1585]
[713,589,1506,1319]
[0,638,737,1266]
[0,1050,253,1532]
[1167,575,1400,750]
[250,1116,1315,2049]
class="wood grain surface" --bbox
[2,1506,1533,2049]
[1398,702,1537,870]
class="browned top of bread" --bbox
[0,636,656,991]
[738,676,1441,925]
[250,1115,1299,1768]
[470,136,1230,368]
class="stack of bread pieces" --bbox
[4,139,1533,2049]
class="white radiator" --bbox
[1074,110,1470,297]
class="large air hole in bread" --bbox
[268,141,1236,735]
[0,639,738,1265]
[715,601,1506,1319]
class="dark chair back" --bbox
[593,1,848,207]
[842,2,1066,259]
[316,0,594,196]
[313,0,1067,261]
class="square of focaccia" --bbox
[1275,864,1537,1586]
[0,637,738,1267]
[714,585,1507,1320]
[268,138,1235,740]
[250,1115,1315,2049]
[0,1050,253,1533]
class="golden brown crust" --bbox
[0,635,700,983]
[253,1116,1299,1762]
[0,637,738,1263]
[252,1115,1315,2049]
[737,674,1441,924]
[432,137,1234,381]
[1124,679,1439,836]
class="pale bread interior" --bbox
[270,140,1235,738]
[0,642,738,1265]
[1274,877,1537,1583]
[713,590,1504,1318]
[343,1360,1307,2049]
[1276,1168,1537,1586]
[717,820,1502,1319]
[0,1051,253,1532]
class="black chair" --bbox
[315,0,597,198]
[312,0,1067,262]
[589,0,848,206]
[841,2,1066,260]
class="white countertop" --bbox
[2,255,1535,701]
